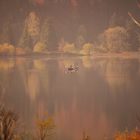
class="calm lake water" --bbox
[0,56,140,140]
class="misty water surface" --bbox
[0,56,140,140]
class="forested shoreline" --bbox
[0,0,140,56]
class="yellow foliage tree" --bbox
[63,43,76,53]
[100,26,130,52]
[19,11,40,49]
[36,115,55,140]
[33,42,46,53]
[26,12,40,38]
[80,43,93,55]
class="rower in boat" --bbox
[66,64,79,72]
[68,65,74,71]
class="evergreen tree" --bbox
[109,13,124,27]
[40,18,58,51]
[18,25,30,48]
[125,19,140,51]
[0,21,11,44]
[75,25,87,49]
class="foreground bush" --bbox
[1,104,140,140]
[0,105,18,140]
[0,105,55,140]
[36,116,55,140]
[115,128,140,140]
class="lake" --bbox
[0,56,140,140]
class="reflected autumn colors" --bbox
[0,57,140,140]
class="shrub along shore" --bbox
[0,105,140,140]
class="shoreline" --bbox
[92,51,140,59]
[0,51,140,59]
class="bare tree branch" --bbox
[128,12,140,27]
[137,0,140,9]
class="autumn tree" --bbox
[19,11,40,49]
[99,26,130,52]
[26,12,40,41]
[36,115,55,140]
[33,42,45,53]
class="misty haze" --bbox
[0,0,140,140]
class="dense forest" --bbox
[0,0,140,55]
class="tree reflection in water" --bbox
[0,57,139,140]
